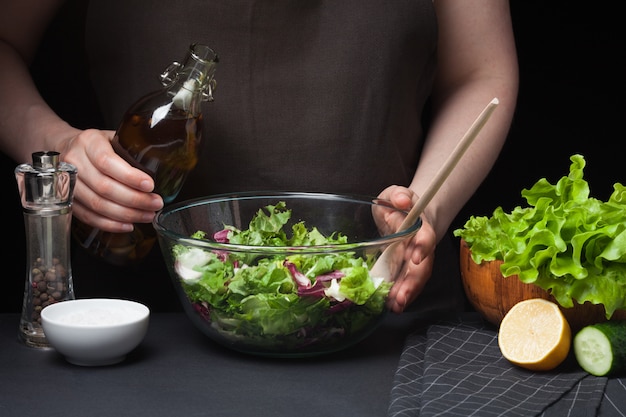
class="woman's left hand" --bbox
[377,185,436,313]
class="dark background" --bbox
[2,1,624,312]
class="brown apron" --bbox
[75,0,464,314]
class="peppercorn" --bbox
[27,259,70,324]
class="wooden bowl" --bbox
[459,239,626,331]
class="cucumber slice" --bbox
[574,321,626,376]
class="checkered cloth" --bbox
[388,313,626,416]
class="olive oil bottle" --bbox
[72,44,218,265]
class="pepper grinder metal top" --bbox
[15,151,77,348]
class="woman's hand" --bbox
[377,185,436,314]
[57,128,164,232]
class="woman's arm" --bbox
[0,0,162,232]
[414,0,519,240]
[0,0,73,163]
[385,0,518,313]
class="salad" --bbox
[171,201,391,351]
[454,154,626,318]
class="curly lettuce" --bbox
[454,154,626,318]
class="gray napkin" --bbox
[388,313,625,417]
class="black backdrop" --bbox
[2,1,624,312]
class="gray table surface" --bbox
[0,311,427,417]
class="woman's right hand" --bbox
[57,128,164,233]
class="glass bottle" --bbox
[15,151,77,348]
[72,43,219,266]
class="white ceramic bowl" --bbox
[41,298,150,366]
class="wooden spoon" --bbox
[372,97,500,279]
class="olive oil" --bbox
[113,110,202,203]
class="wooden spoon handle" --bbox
[398,97,500,231]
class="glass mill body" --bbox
[15,151,77,348]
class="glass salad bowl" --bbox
[153,192,421,357]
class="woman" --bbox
[0,0,518,313]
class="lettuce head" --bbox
[454,154,626,318]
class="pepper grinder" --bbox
[15,151,77,348]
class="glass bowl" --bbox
[153,192,421,357]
